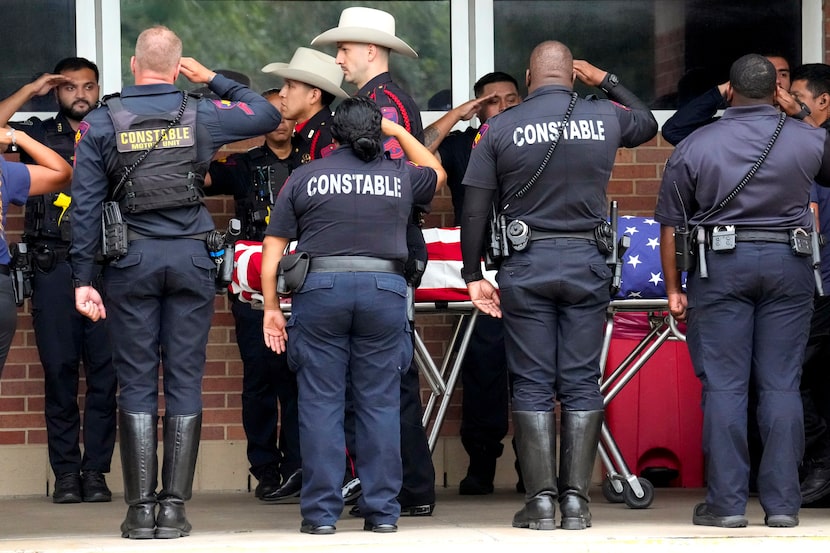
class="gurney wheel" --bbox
[622,477,654,509]
[601,478,625,504]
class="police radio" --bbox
[207,218,242,293]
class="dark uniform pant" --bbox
[103,239,215,415]
[231,299,301,480]
[287,271,410,527]
[497,239,608,412]
[0,275,18,374]
[686,242,813,517]
[460,315,509,460]
[32,258,116,475]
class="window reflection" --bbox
[493,0,800,109]
[119,0,451,111]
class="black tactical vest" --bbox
[106,93,203,213]
[22,117,75,242]
[239,146,293,241]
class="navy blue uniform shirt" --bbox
[661,86,726,146]
[70,74,281,282]
[655,104,830,230]
[437,126,477,225]
[265,146,437,262]
[463,84,657,232]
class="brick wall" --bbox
[0,131,673,447]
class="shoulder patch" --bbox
[211,99,254,115]
[380,106,400,124]
[472,124,489,149]
[75,120,90,146]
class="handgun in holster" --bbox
[9,243,34,306]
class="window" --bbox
[119,0,451,111]
[0,0,76,112]
[493,0,802,108]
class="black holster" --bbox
[276,252,310,296]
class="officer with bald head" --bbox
[460,40,657,531]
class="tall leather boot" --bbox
[559,410,603,530]
[155,413,201,539]
[511,411,557,530]
[119,411,158,539]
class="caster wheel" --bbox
[622,477,654,509]
[602,478,625,504]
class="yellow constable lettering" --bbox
[116,125,195,152]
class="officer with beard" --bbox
[0,57,116,505]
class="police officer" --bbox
[0,57,116,504]
[260,96,446,535]
[261,47,349,164]
[0,127,73,373]
[656,54,830,528]
[206,91,301,502]
[460,41,657,531]
[313,6,436,515]
[424,71,522,495]
[70,26,281,539]
[788,64,830,505]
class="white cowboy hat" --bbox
[261,47,349,99]
[310,6,418,59]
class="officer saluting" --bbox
[656,54,830,529]
[260,97,446,535]
[206,95,303,503]
[70,26,281,539]
[459,41,657,531]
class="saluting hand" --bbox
[75,285,106,321]
[263,308,288,354]
[467,279,502,318]
[27,73,72,97]
[179,57,216,85]
[573,60,606,88]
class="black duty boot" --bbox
[459,442,502,495]
[155,413,201,539]
[119,411,158,540]
[559,410,603,530]
[262,468,302,502]
[511,411,558,531]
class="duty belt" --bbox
[732,229,791,244]
[309,256,404,274]
[530,229,596,242]
[128,230,210,242]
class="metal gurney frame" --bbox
[597,298,686,509]
[411,301,479,453]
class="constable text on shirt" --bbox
[306,173,402,197]
[513,119,605,146]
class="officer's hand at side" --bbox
[467,279,501,318]
[263,308,288,354]
[179,57,216,85]
[573,60,606,88]
[666,290,687,323]
[75,286,106,321]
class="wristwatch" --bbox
[73,279,93,288]
[792,102,812,121]
[600,73,620,94]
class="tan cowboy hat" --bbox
[261,47,349,99]
[310,6,418,59]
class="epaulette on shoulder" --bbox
[101,92,121,105]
